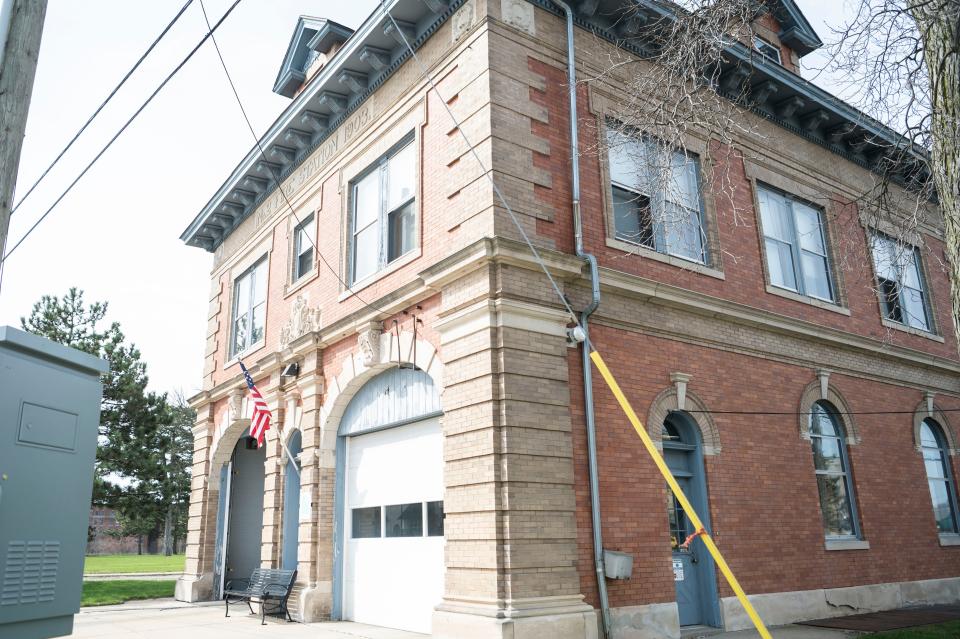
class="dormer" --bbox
[273,16,355,98]
[749,0,822,73]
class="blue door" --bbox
[663,414,720,628]
[669,478,702,626]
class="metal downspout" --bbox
[551,2,610,637]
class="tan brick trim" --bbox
[912,399,958,455]
[597,266,960,379]
[797,377,861,445]
[645,386,721,455]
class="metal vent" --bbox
[1,540,59,606]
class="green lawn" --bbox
[83,554,185,574]
[863,621,960,638]
[81,580,176,607]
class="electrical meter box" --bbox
[0,326,107,639]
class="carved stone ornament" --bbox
[357,322,382,367]
[228,388,244,421]
[280,294,322,350]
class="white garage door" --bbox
[343,417,444,634]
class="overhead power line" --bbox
[0,0,243,268]
[202,0,581,326]
[198,0,394,318]
[378,0,581,328]
[198,4,958,424]
[9,0,195,216]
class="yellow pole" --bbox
[589,350,773,639]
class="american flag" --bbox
[240,362,271,446]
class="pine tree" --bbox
[21,289,191,553]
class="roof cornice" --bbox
[181,0,466,252]
[526,0,930,194]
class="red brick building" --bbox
[86,508,141,555]
[177,0,960,637]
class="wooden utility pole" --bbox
[0,0,47,261]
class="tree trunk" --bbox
[137,535,142,555]
[162,507,173,556]
[911,2,960,352]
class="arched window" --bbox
[810,401,860,538]
[920,419,959,534]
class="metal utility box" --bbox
[0,326,107,639]
[603,549,634,580]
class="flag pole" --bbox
[240,360,300,479]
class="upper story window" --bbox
[810,401,861,539]
[350,136,416,284]
[293,214,315,282]
[753,36,782,64]
[920,419,959,534]
[757,185,835,302]
[606,127,708,264]
[231,257,268,358]
[870,233,931,331]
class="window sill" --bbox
[825,539,870,551]
[285,268,319,298]
[605,237,725,280]
[765,285,850,316]
[338,248,421,302]
[939,533,960,547]
[880,318,944,343]
[223,340,266,371]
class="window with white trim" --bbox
[606,126,708,264]
[292,214,315,282]
[349,136,416,284]
[753,36,782,64]
[757,185,835,302]
[920,419,959,534]
[810,401,861,539]
[870,233,931,331]
[231,257,268,357]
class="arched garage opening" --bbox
[212,433,266,598]
[332,366,444,634]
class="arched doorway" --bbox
[662,412,720,628]
[213,433,266,598]
[281,430,303,571]
[332,367,444,634]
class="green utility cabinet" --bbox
[0,327,107,639]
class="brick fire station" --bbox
[175,0,960,637]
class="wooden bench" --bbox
[224,568,297,624]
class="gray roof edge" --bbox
[775,0,823,50]
[271,16,329,94]
[0,326,109,375]
[180,0,403,246]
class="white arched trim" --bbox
[319,330,443,451]
[798,379,861,445]
[646,386,721,455]
[912,400,957,455]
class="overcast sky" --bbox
[0,0,848,398]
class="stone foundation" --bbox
[719,577,960,633]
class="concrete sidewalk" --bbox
[73,599,427,638]
[697,625,862,639]
[72,600,866,639]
